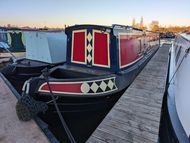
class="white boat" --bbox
[160,32,190,143]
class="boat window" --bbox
[118,33,142,68]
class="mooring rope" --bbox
[42,68,76,143]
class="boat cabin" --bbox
[65,25,159,73]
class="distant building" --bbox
[140,17,144,28]
[132,18,136,27]
[132,17,145,29]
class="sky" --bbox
[0,0,189,28]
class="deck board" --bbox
[0,76,49,143]
[87,44,170,143]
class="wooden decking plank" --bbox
[96,125,154,143]
[88,44,169,143]
[120,93,163,110]
[0,76,49,143]
[92,129,130,143]
[104,114,159,134]
[108,108,160,130]
[118,93,163,112]
[100,118,159,142]
[88,136,108,143]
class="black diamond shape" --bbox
[111,78,115,83]
[105,86,111,91]
[96,81,102,86]
[96,87,103,93]
[88,89,94,93]
[104,80,109,84]
[87,82,93,86]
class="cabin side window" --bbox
[118,33,142,69]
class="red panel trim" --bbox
[119,34,142,68]
[39,82,82,94]
[93,30,110,68]
[71,30,86,64]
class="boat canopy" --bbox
[65,25,159,72]
[25,31,67,64]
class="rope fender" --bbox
[16,94,48,121]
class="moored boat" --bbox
[1,24,160,142]
[160,32,190,143]
[1,30,67,91]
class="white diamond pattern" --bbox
[91,82,99,93]
[80,78,117,94]
[108,80,114,89]
[87,54,92,62]
[87,33,92,42]
[99,81,107,91]
[87,44,92,52]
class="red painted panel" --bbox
[94,32,109,66]
[40,83,82,93]
[72,31,86,63]
[119,35,140,67]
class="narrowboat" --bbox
[1,30,67,91]
[160,33,190,143]
[1,24,160,142]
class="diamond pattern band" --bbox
[86,32,93,64]
[81,77,117,94]
[39,77,117,95]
